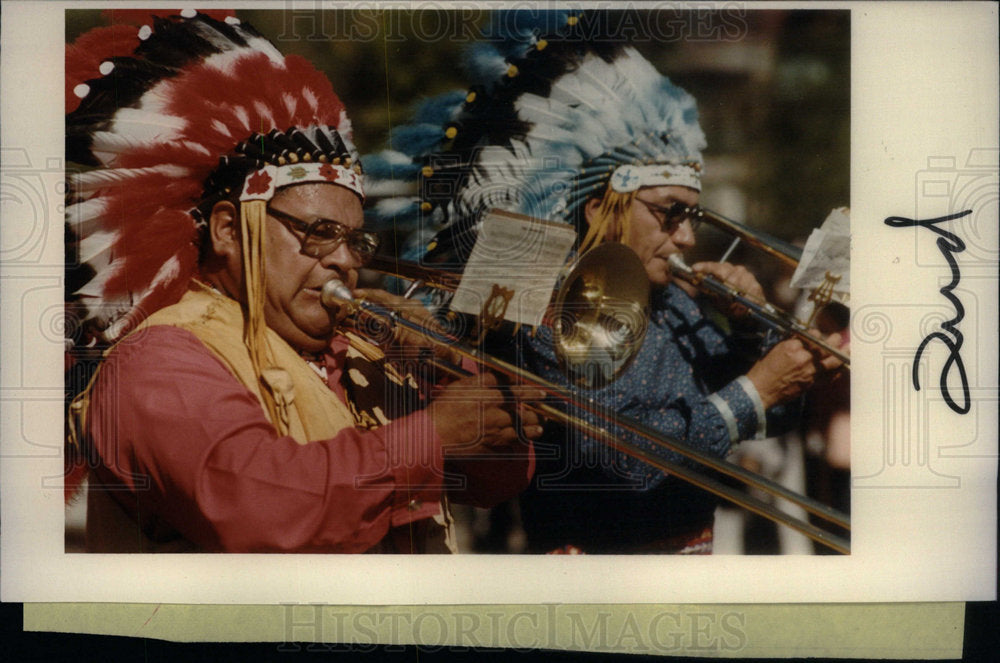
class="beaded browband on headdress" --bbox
[200,126,363,217]
[363,10,706,264]
[66,9,364,348]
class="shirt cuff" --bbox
[374,409,445,527]
[706,377,767,444]
[706,392,740,444]
[736,375,768,440]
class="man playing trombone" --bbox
[364,10,846,553]
[64,11,539,553]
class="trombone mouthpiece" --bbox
[667,254,694,277]
[321,279,354,310]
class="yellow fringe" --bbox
[578,188,638,254]
[343,331,387,363]
[240,199,287,434]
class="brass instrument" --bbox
[327,246,851,554]
[551,243,650,387]
[700,208,804,268]
[368,244,650,388]
[668,255,851,368]
[698,206,851,329]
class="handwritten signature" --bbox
[884,210,972,414]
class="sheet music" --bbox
[790,207,851,301]
[450,209,578,326]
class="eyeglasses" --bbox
[267,206,379,265]
[635,198,704,233]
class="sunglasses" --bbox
[267,206,379,265]
[635,198,704,233]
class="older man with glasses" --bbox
[364,11,845,554]
[65,11,538,554]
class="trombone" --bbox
[668,255,851,368]
[679,207,850,368]
[700,208,803,268]
[336,244,851,553]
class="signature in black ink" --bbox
[884,210,971,414]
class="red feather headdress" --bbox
[66,9,361,346]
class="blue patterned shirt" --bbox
[517,282,797,551]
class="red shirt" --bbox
[85,326,533,552]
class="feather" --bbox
[412,91,466,126]
[368,214,419,235]
[362,150,421,180]
[462,42,509,85]
[65,10,320,345]
[373,197,418,217]
[390,124,446,156]
[102,208,197,299]
[130,248,199,330]
[87,130,151,156]
[65,24,143,114]
[105,107,187,145]
[73,263,114,298]
[482,9,571,59]
[362,179,419,199]
[71,164,191,192]
[513,94,572,128]
[364,9,706,271]
[65,199,107,236]
[78,229,118,266]
[366,198,420,232]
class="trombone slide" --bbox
[668,255,851,368]
[700,208,803,268]
[320,278,851,553]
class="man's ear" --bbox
[208,201,240,261]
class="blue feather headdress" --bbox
[363,10,707,264]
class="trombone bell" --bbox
[553,242,650,388]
